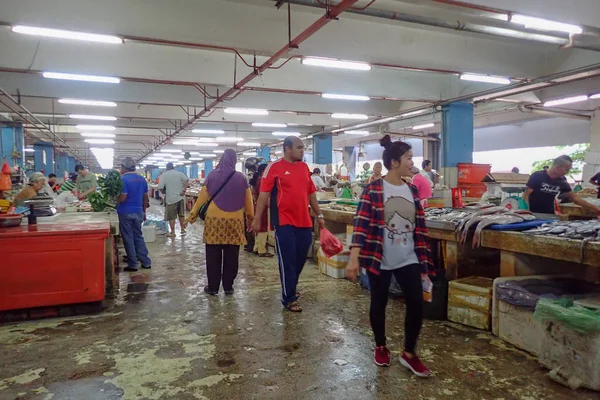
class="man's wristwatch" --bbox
[317,214,324,219]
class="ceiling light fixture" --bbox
[344,130,370,135]
[511,15,582,34]
[401,110,428,118]
[460,73,511,85]
[12,25,123,44]
[195,143,219,147]
[412,123,435,130]
[172,140,199,146]
[589,93,600,100]
[43,72,120,84]
[215,137,244,142]
[272,132,300,137]
[242,152,256,156]
[331,113,369,120]
[252,122,287,128]
[322,93,370,101]
[159,149,183,153]
[76,125,115,131]
[191,129,225,134]
[58,98,117,107]
[24,148,35,153]
[301,57,371,71]
[84,139,115,145]
[213,150,225,154]
[193,154,217,158]
[238,142,261,147]
[69,114,117,121]
[543,95,589,107]
[80,133,116,138]
[224,108,268,116]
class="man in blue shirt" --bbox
[117,157,151,271]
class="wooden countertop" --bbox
[0,222,110,238]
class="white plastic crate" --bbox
[317,248,349,279]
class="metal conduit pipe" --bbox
[518,104,592,120]
[285,0,600,51]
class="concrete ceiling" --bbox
[0,0,598,169]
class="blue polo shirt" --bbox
[117,172,148,214]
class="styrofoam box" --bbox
[492,275,568,356]
[317,248,349,279]
[539,320,600,391]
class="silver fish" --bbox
[472,214,524,248]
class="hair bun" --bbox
[379,134,392,149]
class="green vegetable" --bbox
[88,170,123,211]
[87,192,107,212]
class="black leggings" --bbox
[368,264,423,353]
[205,244,240,292]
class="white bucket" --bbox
[142,225,157,243]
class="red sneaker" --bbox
[374,346,391,367]
[400,353,431,377]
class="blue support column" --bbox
[190,163,199,179]
[151,168,160,181]
[204,160,214,176]
[33,142,55,174]
[0,124,25,169]
[313,134,333,164]
[56,153,69,177]
[257,147,270,161]
[66,156,76,174]
[441,102,474,167]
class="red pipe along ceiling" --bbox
[136,0,362,162]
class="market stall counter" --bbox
[0,222,110,312]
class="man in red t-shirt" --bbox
[252,136,325,312]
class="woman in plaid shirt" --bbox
[347,135,433,377]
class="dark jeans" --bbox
[119,213,151,268]
[274,225,312,305]
[205,244,240,292]
[368,264,423,353]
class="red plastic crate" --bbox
[457,163,491,184]
[458,183,487,199]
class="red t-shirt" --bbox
[260,159,316,228]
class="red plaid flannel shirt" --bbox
[351,179,433,275]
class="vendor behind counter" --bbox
[12,172,46,207]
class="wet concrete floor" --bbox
[0,204,598,400]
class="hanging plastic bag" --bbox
[0,161,11,191]
[320,228,344,258]
[422,274,433,303]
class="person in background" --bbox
[311,168,327,191]
[47,173,60,193]
[187,149,254,296]
[12,172,47,207]
[58,173,78,194]
[346,134,433,377]
[368,162,383,183]
[420,160,437,187]
[252,136,325,312]
[589,171,600,198]
[75,165,98,199]
[157,162,189,238]
[117,157,151,272]
[250,164,274,257]
[524,155,600,215]
[511,167,520,174]
[410,166,432,208]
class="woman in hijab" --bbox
[187,149,255,296]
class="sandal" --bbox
[285,301,302,313]
[296,291,301,299]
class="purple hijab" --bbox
[205,149,249,212]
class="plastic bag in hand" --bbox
[320,228,344,258]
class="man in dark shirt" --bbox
[589,171,600,198]
[524,155,600,215]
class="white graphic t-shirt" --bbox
[381,180,420,270]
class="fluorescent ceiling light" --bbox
[589,93,600,100]
[331,113,369,120]
[460,74,511,85]
[164,154,184,159]
[543,95,589,107]
[345,130,370,135]
[412,123,435,130]
[80,132,116,138]
[90,147,114,170]
[401,110,427,118]
[194,154,217,158]
[252,122,287,128]
[195,143,219,147]
[322,93,370,101]
[43,72,120,84]
[214,137,244,142]
[12,25,122,44]
[307,135,314,139]
[69,114,117,121]
[213,150,225,154]
[511,15,582,35]
[192,129,224,134]
[84,139,115,145]
[158,150,183,154]
[243,152,256,156]
[24,148,35,153]
[172,140,198,146]
[272,132,300,137]
[76,125,115,131]
[301,57,371,71]
[224,108,268,116]
[58,98,117,107]
[238,142,261,147]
